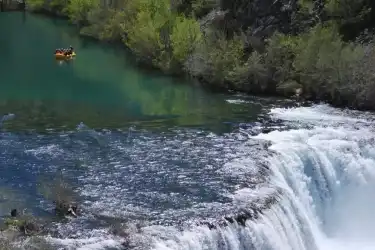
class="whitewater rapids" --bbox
[6,104,374,250]
[148,104,375,250]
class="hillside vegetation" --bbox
[27,0,375,110]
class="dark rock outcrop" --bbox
[219,0,298,37]
[201,0,375,42]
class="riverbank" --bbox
[26,0,375,111]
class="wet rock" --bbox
[108,221,151,250]
[20,221,41,236]
[261,128,273,134]
[218,0,317,38]
[110,225,130,239]
[196,188,282,231]
[10,209,17,217]
[197,221,217,230]
[55,201,78,217]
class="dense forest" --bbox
[27,0,375,110]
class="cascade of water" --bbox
[150,105,375,250]
[32,105,375,250]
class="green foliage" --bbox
[26,0,46,10]
[64,0,99,24]
[81,9,127,41]
[263,24,367,103]
[264,33,300,84]
[4,217,27,228]
[324,0,370,20]
[122,0,172,69]
[49,0,69,11]
[228,51,269,92]
[186,33,246,84]
[293,24,364,99]
[171,16,202,63]
[27,0,69,13]
[210,36,245,83]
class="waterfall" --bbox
[39,105,375,250]
[150,105,375,250]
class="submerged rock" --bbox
[55,201,78,217]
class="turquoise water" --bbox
[0,12,271,133]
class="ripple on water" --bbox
[1,122,274,249]
[6,103,373,249]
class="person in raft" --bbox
[55,46,74,55]
[64,46,74,56]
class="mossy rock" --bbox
[4,218,26,227]
[3,217,41,236]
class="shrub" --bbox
[293,24,364,100]
[340,42,375,109]
[184,32,245,85]
[262,23,372,106]
[123,0,172,68]
[81,8,127,41]
[227,51,269,93]
[171,15,203,64]
[27,0,46,10]
[264,33,300,93]
[64,0,99,24]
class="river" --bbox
[1,12,375,250]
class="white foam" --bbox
[269,104,374,127]
[250,105,375,250]
[231,186,276,206]
[25,144,64,158]
[45,232,123,250]
[226,99,251,104]
[36,104,375,250]
[149,104,375,250]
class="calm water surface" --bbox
[0,12,275,133]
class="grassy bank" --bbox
[27,0,375,110]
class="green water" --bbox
[0,12,264,132]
